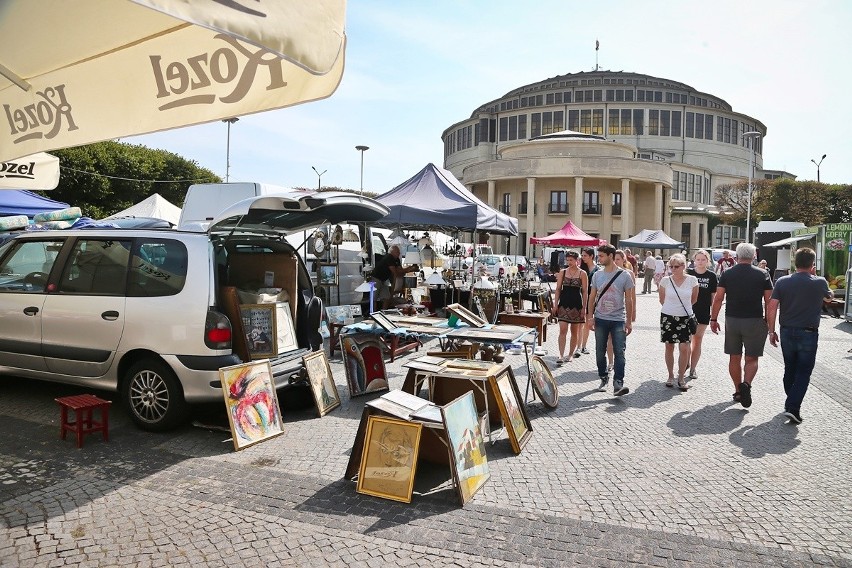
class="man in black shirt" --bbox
[371,245,418,309]
[710,243,773,408]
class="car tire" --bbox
[122,358,188,432]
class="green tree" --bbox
[824,184,852,223]
[41,141,220,218]
[714,178,835,227]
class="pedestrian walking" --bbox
[587,244,634,396]
[716,249,735,275]
[553,251,588,365]
[658,253,699,391]
[686,249,718,380]
[642,251,655,294]
[577,247,598,355]
[709,243,773,407]
[606,250,637,372]
[625,248,639,280]
[766,248,832,424]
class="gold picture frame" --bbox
[489,370,532,453]
[356,415,422,503]
[218,360,284,451]
[529,355,558,409]
[302,350,341,417]
[441,392,490,505]
[446,303,488,328]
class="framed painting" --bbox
[219,360,284,451]
[325,305,350,324]
[356,415,422,503]
[489,370,532,453]
[318,262,338,285]
[441,392,490,505]
[240,303,277,359]
[530,356,558,409]
[274,302,298,354]
[341,334,389,397]
[369,311,398,332]
[302,350,341,417]
[446,303,487,328]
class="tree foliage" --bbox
[714,178,850,227]
[40,141,220,218]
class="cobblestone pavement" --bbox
[1,293,851,567]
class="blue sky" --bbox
[130,0,852,192]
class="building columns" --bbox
[487,180,496,208]
[621,178,631,241]
[574,177,584,224]
[526,177,536,256]
[654,182,663,230]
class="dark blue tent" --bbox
[373,163,518,236]
[0,190,69,217]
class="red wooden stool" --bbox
[55,394,112,448]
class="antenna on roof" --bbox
[595,39,599,71]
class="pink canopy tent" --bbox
[529,220,601,246]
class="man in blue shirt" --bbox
[766,248,832,424]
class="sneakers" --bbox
[581,347,590,354]
[597,375,610,392]
[783,410,803,424]
[688,368,698,380]
[739,382,752,408]
[556,356,564,366]
[614,382,630,396]
[573,350,581,359]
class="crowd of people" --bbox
[547,242,833,423]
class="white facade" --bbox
[442,70,768,254]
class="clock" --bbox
[331,224,344,246]
[310,230,328,256]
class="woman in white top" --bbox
[653,254,666,290]
[658,253,699,390]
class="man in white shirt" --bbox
[642,252,655,294]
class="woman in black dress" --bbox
[686,249,718,379]
[553,251,588,365]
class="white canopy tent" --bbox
[104,193,181,225]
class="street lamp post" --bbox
[811,154,826,183]
[223,117,239,182]
[311,166,327,191]
[742,131,761,242]
[355,145,369,196]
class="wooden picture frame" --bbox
[529,355,558,409]
[218,360,284,451]
[369,311,399,332]
[356,415,422,503]
[441,392,490,505]
[302,350,341,417]
[317,262,338,285]
[489,370,532,453]
[445,303,488,328]
[240,303,277,359]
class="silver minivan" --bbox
[0,190,388,431]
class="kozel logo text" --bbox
[4,85,78,144]
[150,35,288,110]
[0,160,36,179]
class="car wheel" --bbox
[122,358,188,431]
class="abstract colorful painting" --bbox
[357,416,422,503]
[441,391,490,505]
[219,360,284,451]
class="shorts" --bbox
[724,316,768,357]
[660,313,691,343]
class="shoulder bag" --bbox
[592,269,624,313]
[669,276,697,335]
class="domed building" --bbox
[442,70,778,255]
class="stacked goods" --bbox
[33,207,82,229]
[0,215,29,230]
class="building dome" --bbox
[441,70,768,253]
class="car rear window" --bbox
[127,239,188,297]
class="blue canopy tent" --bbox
[0,190,69,217]
[373,163,518,236]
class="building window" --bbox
[660,110,670,136]
[568,110,579,131]
[518,114,527,139]
[501,193,510,214]
[579,109,591,133]
[583,191,600,214]
[549,191,568,214]
[671,111,681,137]
[705,115,713,140]
[610,234,621,247]
[531,113,541,138]
[633,109,644,135]
[649,110,659,136]
[519,192,528,215]
[592,109,604,135]
[542,111,553,135]
[685,112,694,138]
[508,116,517,141]
[499,117,508,142]
[608,109,619,135]
[612,193,622,216]
[681,222,691,251]
[553,110,564,131]
[519,232,527,256]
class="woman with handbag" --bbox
[658,253,699,391]
[686,249,718,380]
